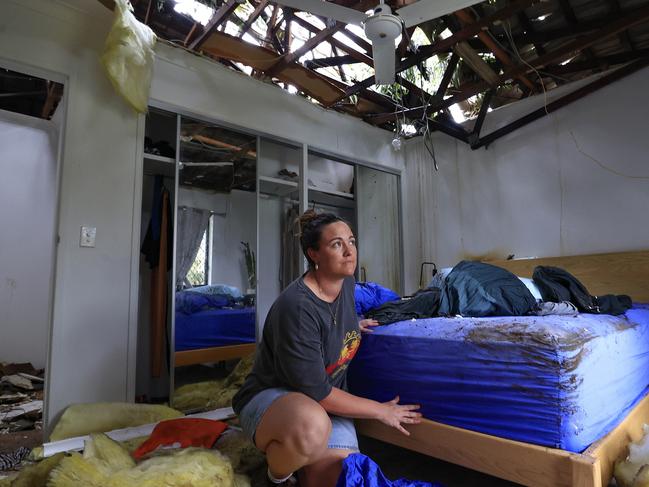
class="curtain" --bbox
[176,207,210,289]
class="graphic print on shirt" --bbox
[326,330,361,378]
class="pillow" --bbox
[439,260,538,317]
[175,291,230,315]
[518,277,542,301]
[355,282,400,315]
[189,284,242,299]
[431,267,543,301]
[428,266,454,289]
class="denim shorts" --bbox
[238,387,359,451]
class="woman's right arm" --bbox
[319,387,421,436]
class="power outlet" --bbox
[80,226,96,248]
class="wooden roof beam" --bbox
[543,49,649,75]
[472,58,649,149]
[239,0,269,38]
[189,0,240,50]
[468,88,494,147]
[434,52,460,103]
[367,1,649,124]
[606,0,636,53]
[332,0,539,104]
[290,10,374,66]
[517,11,546,56]
[427,116,470,144]
[304,55,361,69]
[454,9,536,92]
[282,7,293,53]
[558,0,596,63]
[454,41,501,85]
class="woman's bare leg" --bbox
[299,448,353,487]
[254,392,332,480]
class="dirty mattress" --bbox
[175,307,256,351]
[348,304,649,452]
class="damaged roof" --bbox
[106,0,649,147]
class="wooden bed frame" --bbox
[356,250,649,487]
[174,342,255,367]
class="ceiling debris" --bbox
[99,0,649,147]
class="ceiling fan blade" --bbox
[372,38,396,85]
[271,0,367,26]
[397,0,485,28]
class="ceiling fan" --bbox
[271,0,484,85]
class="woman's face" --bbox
[310,221,357,277]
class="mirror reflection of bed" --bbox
[172,118,257,411]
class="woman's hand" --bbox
[359,318,379,333]
[376,396,422,436]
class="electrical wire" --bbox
[569,131,649,179]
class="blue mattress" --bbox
[175,307,256,351]
[348,304,649,452]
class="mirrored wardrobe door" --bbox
[172,117,257,411]
[355,166,403,294]
[257,137,303,333]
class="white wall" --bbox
[210,190,257,293]
[403,66,649,292]
[0,110,58,369]
[0,0,140,432]
[0,0,404,430]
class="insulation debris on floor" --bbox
[173,353,254,413]
[0,362,44,436]
[616,424,649,487]
[0,355,267,485]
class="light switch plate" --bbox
[80,226,96,248]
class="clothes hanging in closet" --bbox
[141,176,172,378]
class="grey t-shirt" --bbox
[232,276,360,414]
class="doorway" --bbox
[0,64,64,452]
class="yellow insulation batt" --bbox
[5,453,64,487]
[47,433,247,487]
[173,354,254,412]
[101,0,156,113]
[49,402,183,441]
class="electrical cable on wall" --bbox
[569,131,649,179]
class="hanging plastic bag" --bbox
[101,0,156,113]
[336,453,443,487]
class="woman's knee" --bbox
[291,405,331,457]
[255,393,331,456]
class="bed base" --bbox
[174,343,255,367]
[357,387,649,487]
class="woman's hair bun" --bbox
[298,209,318,233]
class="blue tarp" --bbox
[355,282,400,315]
[349,305,649,452]
[337,453,442,487]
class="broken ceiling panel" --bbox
[94,0,649,147]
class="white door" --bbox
[0,109,59,369]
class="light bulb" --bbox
[391,137,402,151]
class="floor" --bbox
[359,435,521,487]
